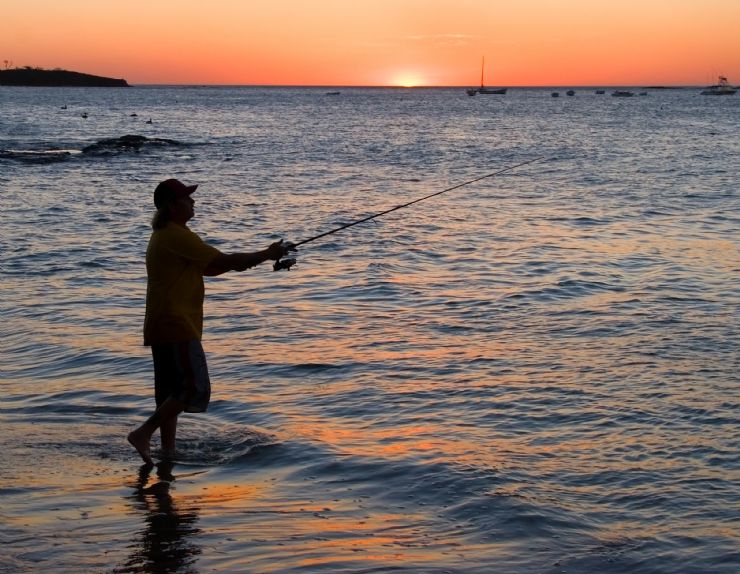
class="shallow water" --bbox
[1,86,738,573]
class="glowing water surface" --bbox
[1,86,738,573]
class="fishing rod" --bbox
[273,155,545,271]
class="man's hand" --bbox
[266,239,297,261]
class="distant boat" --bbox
[595,90,606,95]
[612,90,634,97]
[566,90,575,96]
[478,86,507,95]
[701,76,736,96]
[325,91,341,96]
[466,57,507,96]
[551,92,560,98]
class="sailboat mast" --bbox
[480,56,485,88]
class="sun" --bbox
[392,74,425,88]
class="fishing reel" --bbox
[273,240,298,271]
[273,257,297,271]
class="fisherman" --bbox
[127,178,293,465]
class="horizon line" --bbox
[121,83,711,89]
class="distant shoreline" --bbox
[0,68,128,87]
[0,73,722,90]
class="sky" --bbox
[2,0,739,86]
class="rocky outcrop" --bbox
[2,135,184,164]
[0,68,129,87]
[80,135,181,154]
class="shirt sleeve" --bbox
[167,226,223,271]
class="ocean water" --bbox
[0,85,738,574]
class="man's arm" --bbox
[203,240,291,276]
[203,250,273,276]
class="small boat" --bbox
[81,112,88,118]
[566,90,575,96]
[478,86,507,95]
[551,92,560,98]
[595,90,606,95]
[325,91,341,96]
[466,57,507,96]
[612,90,634,97]
[701,76,736,96]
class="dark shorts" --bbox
[151,340,211,413]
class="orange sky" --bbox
[2,0,739,86]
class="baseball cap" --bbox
[153,178,198,209]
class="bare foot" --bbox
[127,430,153,465]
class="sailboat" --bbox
[467,57,507,96]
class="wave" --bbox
[0,148,80,163]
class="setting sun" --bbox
[393,74,426,88]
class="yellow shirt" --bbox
[143,222,222,345]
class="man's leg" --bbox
[160,414,178,458]
[128,397,185,465]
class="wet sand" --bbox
[2,419,519,574]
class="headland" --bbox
[0,67,128,87]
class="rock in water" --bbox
[81,135,181,154]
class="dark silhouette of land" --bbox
[0,67,128,87]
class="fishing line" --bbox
[274,155,545,270]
